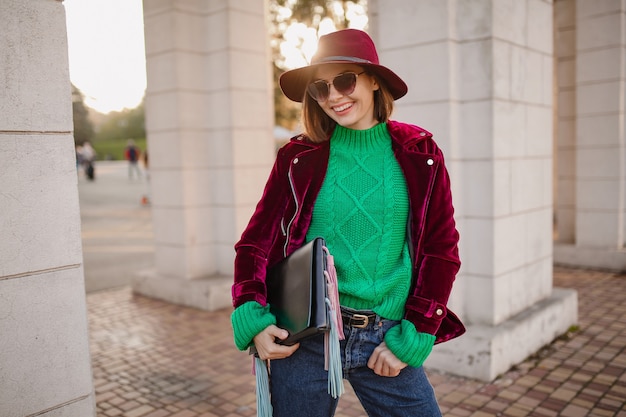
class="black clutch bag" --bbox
[266,237,331,345]
[250,238,345,400]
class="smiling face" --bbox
[312,64,379,131]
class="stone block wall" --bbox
[0,0,95,415]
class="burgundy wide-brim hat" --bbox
[279,29,408,103]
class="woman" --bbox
[231,29,464,417]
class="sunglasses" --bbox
[306,71,366,102]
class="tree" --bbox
[71,84,95,145]
[272,0,366,29]
[94,98,145,142]
[268,0,368,129]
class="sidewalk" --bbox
[81,163,626,417]
[87,268,625,417]
[79,161,153,293]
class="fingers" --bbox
[253,325,300,360]
[254,330,406,377]
[367,342,407,377]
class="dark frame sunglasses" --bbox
[306,71,366,102]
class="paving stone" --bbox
[559,404,590,417]
[126,405,156,417]
[88,266,626,416]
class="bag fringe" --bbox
[323,248,345,398]
[325,298,345,398]
[323,250,345,341]
[254,356,273,417]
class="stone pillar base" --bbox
[427,288,578,381]
[554,243,626,272]
[132,269,233,312]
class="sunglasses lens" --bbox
[307,80,330,102]
[333,73,357,95]
[306,72,360,102]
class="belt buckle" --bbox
[351,313,370,328]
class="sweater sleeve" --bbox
[230,301,277,351]
[384,319,436,367]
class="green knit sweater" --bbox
[231,123,435,367]
[306,123,412,316]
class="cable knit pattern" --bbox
[305,123,412,321]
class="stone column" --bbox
[0,0,95,415]
[370,0,577,381]
[554,0,626,270]
[133,1,275,310]
[554,0,576,244]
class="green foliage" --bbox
[72,84,95,145]
[94,99,145,142]
[89,98,147,160]
[92,137,147,161]
[273,0,361,29]
[71,83,146,160]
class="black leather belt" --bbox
[341,310,377,328]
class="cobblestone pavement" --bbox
[87,267,626,417]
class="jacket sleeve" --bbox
[231,147,291,308]
[404,143,462,342]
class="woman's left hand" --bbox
[367,341,407,377]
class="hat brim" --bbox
[279,61,408,103]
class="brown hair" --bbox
[301,74,396,143]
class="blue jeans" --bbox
[269,313,442,417]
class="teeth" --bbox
[333,103,352,112]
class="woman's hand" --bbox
[367,341,407,377]
[253,325,300,360]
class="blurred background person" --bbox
[124,138,142,180]
[81,141,96,181]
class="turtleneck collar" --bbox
[330,123,390,152]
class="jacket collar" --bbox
[387,120,433,148]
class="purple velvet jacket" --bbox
[232,120,465,344]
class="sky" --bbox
[64,0,147,114]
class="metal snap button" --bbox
[436,308,443,316]
[293,158,299,164]
[427,159,434,166]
